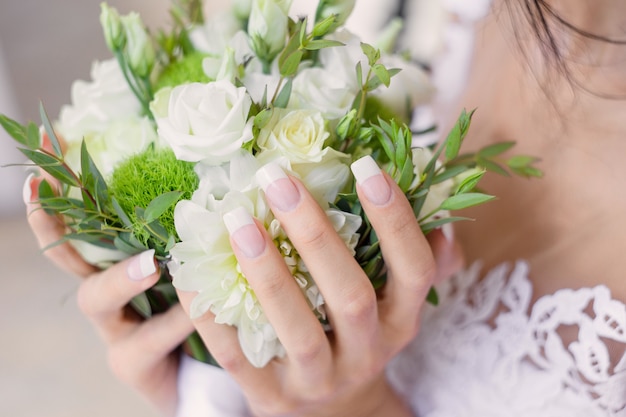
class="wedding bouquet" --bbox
[1,0,540,367]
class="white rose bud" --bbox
[152,80,254,165]
[121,12,155,78]
[247,0,292,67]
[100,3,125,51]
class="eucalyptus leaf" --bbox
[304,39,344,51]
[455,170,485,195]
[279,49,303,77]
[274,78,293,108]
[144,191,183,223]
[478,157,510,177]
[440,193,495,211]
[112,197,134,229]
[372,63,390,87]
[478,141,516,158]
[19,148,80,187]
[431,165,468,185]
[0,114,28,146]
[360,42,379,66]
[130,293,152,318]
[39,102,63,157]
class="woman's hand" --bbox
[24,173,195,417]
[177,157,462,417]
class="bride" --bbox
[23,0,626,415]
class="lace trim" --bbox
[388,261,626,417]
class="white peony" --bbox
[152,80,254,165]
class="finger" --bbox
[176,289,274,402]
[77,250,160,341]
[223,208,331,377]
[108,303,194,383]
[256,163,378,345]
[107,303,193,415]
[24,173,97,278]
[351,156,436,338]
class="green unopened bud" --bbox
[317,0,355,31]
[100,3,125,51]
[336,109,357,140]
[248,0,292,64]
[121,13,155,78]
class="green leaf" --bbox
[360,42,379,66]
[444,120,462,161]
[365,75,384,91]
[38,180,56,215]
[420,216,473,234]
[273,78,293,108]
[431,165,468,185]
[304,39,344,51]
[39,102,63,157]
[112,197,134,229]
[478,141,516,158]
[478,157,510,176]
[397,157,415,192]
[455,170,486,195]
[26,122,41,150]
[372,63,391,87]
[279,49,303,77]
[130,293,152,318]
[355,61,363,86]
[426,287,439,305]
[511,165,544,178]
[144,191,183,224]
[0,114,28,146]
[254,108,273,130]
[19,148,80,187]
[507,155,541,168]
[440,192,495,211]
[114,233,144,255]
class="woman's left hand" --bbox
[177,157,461,417]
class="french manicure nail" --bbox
[223,207,266,258]
[256,163,300,212]
[127,249,157,281]
[350,156,391,206]
[22,173,39,205]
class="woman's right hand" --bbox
[24,173,195,416]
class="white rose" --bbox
[290,67,358,120]
[257,109,333,164]
[247,0,292,63]
[293,153,351,206]
[374,54,435,123]
[57,58,141,143]
[152,80,254,165]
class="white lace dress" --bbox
[387,261,626,417]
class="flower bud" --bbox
[233,0,253,20]
[247,0,292,65]
[317,0,355,31]
[100,3,125,51]
[335,109,357,140]
[121,13,155,78]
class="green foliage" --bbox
[154,51,211,91]
[108,147,198,248]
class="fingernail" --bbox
[441,223,454,242]
[223,207,266,258]
[127,249,157,281]
[22,173,39,204]
[351,156,391,206]
[256,163,300,212]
